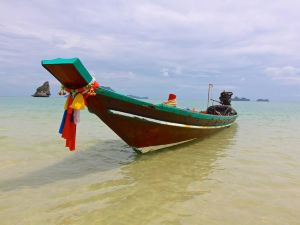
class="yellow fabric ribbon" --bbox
[71,93,85,110]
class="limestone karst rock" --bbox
[32,81,51,97]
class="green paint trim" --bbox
[42,58,78,65]
[96,87,238,123]
[41,58,93,84]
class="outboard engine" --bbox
[219,91,233,106]
[207,91,237,116]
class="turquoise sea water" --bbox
[1,97,300,225]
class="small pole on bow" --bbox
[207,83,213,108]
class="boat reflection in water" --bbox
[82,124,238,223]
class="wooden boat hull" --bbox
[42,58,237,153]
[85,89,236,153]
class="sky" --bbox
[1,0,300,101]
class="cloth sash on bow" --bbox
[58,94,85,151]
[58,80,99,151]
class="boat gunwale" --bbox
[95,87,238,122]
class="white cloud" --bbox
[161,66,183,77]
[161,68,169,77]
[97,71,136,80]
[1,0,300,99]
[264,66,300,84]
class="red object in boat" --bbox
[168,94,176,101]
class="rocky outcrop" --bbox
[257,99,269,102]
[231,96,250,101]
[32,81,51,97]
[101,86,115,92]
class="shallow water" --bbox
[0,97,300,225]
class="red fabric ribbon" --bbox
[58,81,100,151]
[61,96,76,151]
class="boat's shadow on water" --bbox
[1,125,238,192]
[0,140,136,191]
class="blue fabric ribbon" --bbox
[59,110,67,134]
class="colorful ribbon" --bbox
[58,80,100,151]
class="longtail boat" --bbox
[42,58,238,153]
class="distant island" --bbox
[231,96,250,101]
[101,86,115,92]
[127,95,149,100]
[32,81,51,97]
[256,99,269,102]
[101,86,148,99]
